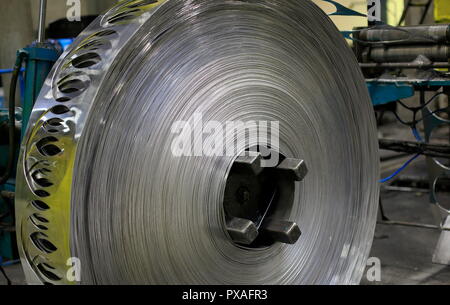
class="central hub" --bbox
[223,149,307,248]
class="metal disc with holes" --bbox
[15,0,379,284]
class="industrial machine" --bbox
[4,0,448,286]
[353,23,450,266]
[12,0,379,284]
[0,0,59,265]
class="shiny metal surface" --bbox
[16,0,167,284]
[37,0,47,43]
[16,0,379,284]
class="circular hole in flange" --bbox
[30,232,57,254]
[36,137,62,157]
[32,175,53,188]
[31,200,50,211]
[46,118,63,127]
[32,213,49,223]
[33,189,50,198]
[107,8,141,24]
[58,79,85,94]
[43,118,64,134]
[71,52,101,68]
[50,105,70,115]
[107,13,136,24]
[125,0,158,9]
[56,71,89,96]
[29,216,48,231]
[91,29,117,38]
[36,263,61,281]
[75,39,111,52]
[55,97,71,103]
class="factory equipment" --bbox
[354,23,450,265]
[14,0,379,284]
[0,0,59,263]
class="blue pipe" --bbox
[0,68,25,74]
[0,256,20,267]
[379,154,421,183]
[0,259,20,267]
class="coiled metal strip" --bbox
[16,0,379,285]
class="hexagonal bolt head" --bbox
[261,219,301,244]
[234,153,263,176]
[226,217,259,245]
[276,159,308,181]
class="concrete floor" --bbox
[362,183,450,285]
[0,263,24,285]
[360,112,450,285]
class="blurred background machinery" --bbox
[353,2,450,266]
[319,0,450,283]
[318,0,450,270]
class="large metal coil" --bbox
[15,0,379,284]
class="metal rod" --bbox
[378,220,450,231]
[360,62,450,69]
[382,185,430,193]
[366,44,450,63]
[37,0,47,43]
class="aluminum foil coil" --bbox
[15,0,379,284]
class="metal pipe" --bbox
[360,62,450,69]
[368,45,450,63]
[37,0,47,43]
[378,220,450,231]
[359,25,450,45]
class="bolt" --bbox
[234,153,263,176]
[261,219,301,244]
[276,159,308,181]
[226,217,259,245]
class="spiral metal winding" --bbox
[15,0,379,284]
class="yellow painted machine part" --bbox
[314,0,405,28]
[313,0,368,30]
[435,0,450,23]
[386,0,404,26]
